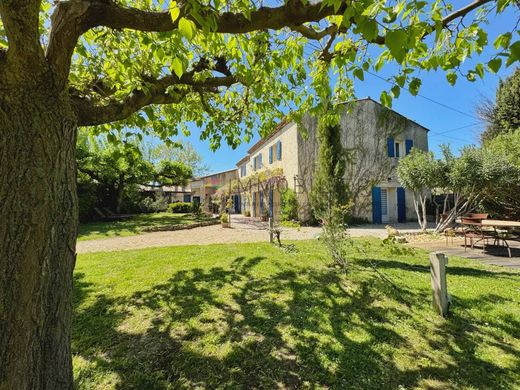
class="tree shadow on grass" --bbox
[357,258,520,279]
[72,255,520,389]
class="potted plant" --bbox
[260,210,269,222]
[220,212,230,228]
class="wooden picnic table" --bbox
[481,219,520,227]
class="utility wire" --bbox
[363,71,484,143]
[365,70,478,120]
[429,122,480,136]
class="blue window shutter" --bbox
[397,187,406,222]
[253,157,256,170]
[259,192,264,214]
[269,146,273,164]
[387,137,395,157]
[259,154,262,168]
[277,141,282,160]
[372,187,382,224]
[405,139,413,155]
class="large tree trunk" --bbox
[0,84,78,389]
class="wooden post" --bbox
[269,217,274,243]
[429,252,450,316]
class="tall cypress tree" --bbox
[311,122,349,219]
[310,120,351,270]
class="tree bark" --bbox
[0,83,78,389]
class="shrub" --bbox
[167,202,192,213]
[280,220,300,228]
[139,196,168,213]
[244,210,251,217]
[120,184,145,214]
[280,188,298,221]
[192,201,202,216]
[220,213,229,223]
[77,182,98,222]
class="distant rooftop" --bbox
[193,168,237,181]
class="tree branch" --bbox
[442,0,494,26]
[47,0,349,85]
[0,0,45,77]
[291,0,493,47]
[290,24,338,40]
[74,88,187,127]
[73,73,237,126]
[50,0,494,102]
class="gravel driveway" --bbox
[76,215,424,254]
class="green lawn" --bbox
[78,212,212,241]
[73,239,520,389]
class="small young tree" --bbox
[311,120,351,270]
[397,149,441,232]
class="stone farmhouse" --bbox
[188,98,429,224]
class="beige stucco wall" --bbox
[239,122,299,185]
[237,122,299,218]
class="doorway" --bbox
[381,188,389,223]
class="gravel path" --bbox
[77,216,319,253]
[76,216,425,254]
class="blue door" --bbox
[259,192,264,215]
[252,193,257,217]
[397,187,406,223]
[372,187,382,224]
[234,195,241,213]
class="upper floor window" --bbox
[253,154,263,170]
[387,137,413,158]
[240,164,247,177]
[268,141,282,164]
[395,141,401,158]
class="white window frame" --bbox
[394,140,403,159]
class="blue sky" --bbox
[177,6,519,174]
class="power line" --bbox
[429,122,480,136]
[430,132,477,143]
[365,70,478,120]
